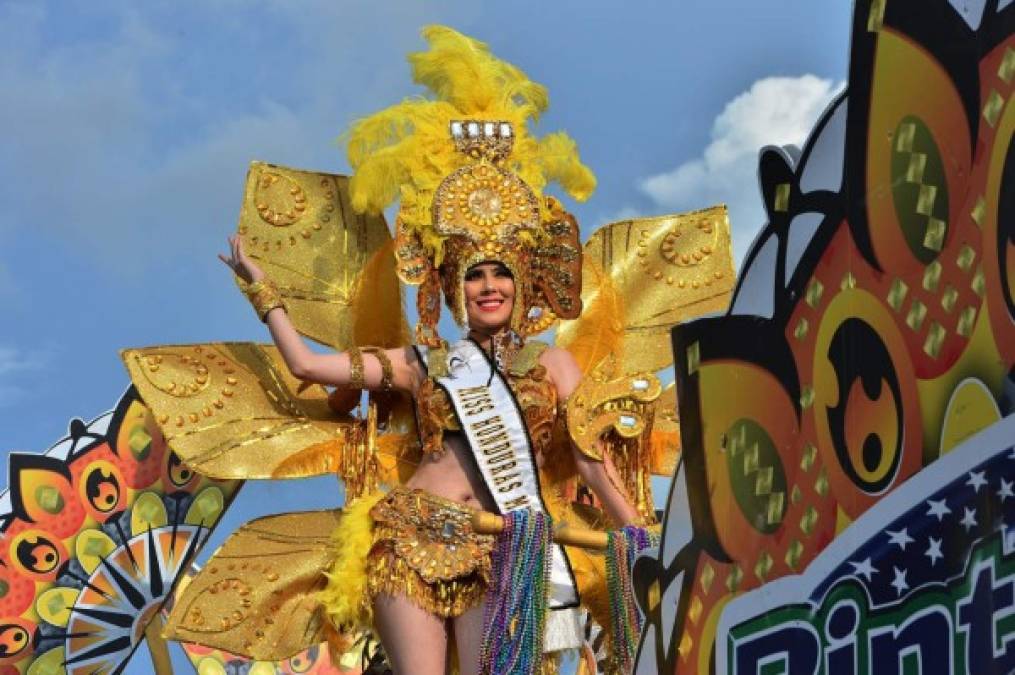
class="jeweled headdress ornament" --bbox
[345,26,595,347]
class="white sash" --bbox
[417,339,582,651]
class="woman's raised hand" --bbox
[218,235,265,284]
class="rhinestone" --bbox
[467,122,480,137]
[483,121,496,136]
[632,379,649,391]
[618,414,637,428]
[500,122,512,137]
[450,121,464,138]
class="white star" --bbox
[886,528,914,550]
[926,498,951,521]
[891,566,909,597]
[960,506,978,532]
[967,470,988,492]
[998,478,1014,503]
[850,557,877,582]
[925,537,943,566]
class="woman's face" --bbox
[463,262,515,332]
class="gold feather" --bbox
[556,258,625,378]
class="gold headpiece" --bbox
[345,26,595,346]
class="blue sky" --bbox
[0,1,852,671]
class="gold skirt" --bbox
[366,487,494,618]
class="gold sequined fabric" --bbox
[366,487,493,618]
[416,377,462,455]
[164,510,345,661]
[415,344,558,457]
[513,363,558,456]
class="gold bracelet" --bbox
[363,347,394,391]
[347,346,366,389]
[242,278,286,322]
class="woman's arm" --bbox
[540,347,642,527]
[220,235,421,392]
[265,310,420,391]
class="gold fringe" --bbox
[366,543,488,618]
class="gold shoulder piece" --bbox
[508,340,549,376]
[165,509,342,661]
[237,162,410,350]
[426,346,449,378]
[565,372,662,460]
[120,342,359,480]
[558,205,736,376]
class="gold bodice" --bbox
[415,360,558,457]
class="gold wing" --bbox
[237,161,410,350]
[164,509,344,661]
[554,206,735,516]
[121,163,422,490]
[557,204,736,377]
[120,343,421,489]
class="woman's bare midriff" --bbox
[404,432,500,512]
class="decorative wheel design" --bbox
[47,526,207,674]
[2,389,240,674]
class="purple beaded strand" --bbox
[479,510,553,675]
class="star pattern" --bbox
[961,506,978,532]
[998,478,1013,503]
[886,528,914,550]
[816,449,1013,606]
[849,557,876,582]
[967,470,987,492]
[926,498,951,521]
[925,537,943,566]
[890,566,909,596]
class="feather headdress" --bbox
[345,25,595,344]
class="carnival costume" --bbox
[120,25,733,672]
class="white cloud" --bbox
[594,205,645,230]
[0,3,435,273]
[0,347,47,377]
[639,75,843,264]
[0,346,49,407]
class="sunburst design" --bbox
[35,525,207,674]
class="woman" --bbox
[181,24,659,675]
[220,235,642,674]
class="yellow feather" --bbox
[345,25,595,264]
[317,491,386,630]
[557,259,625,377]
[536,132,596,202]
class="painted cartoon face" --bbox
[634,2,1015,672]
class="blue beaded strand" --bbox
[606,525,659,672]
[479,509,553,675]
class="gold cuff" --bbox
[347,347,366,389]
[363,347,394,391]
[242,278,286,322]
